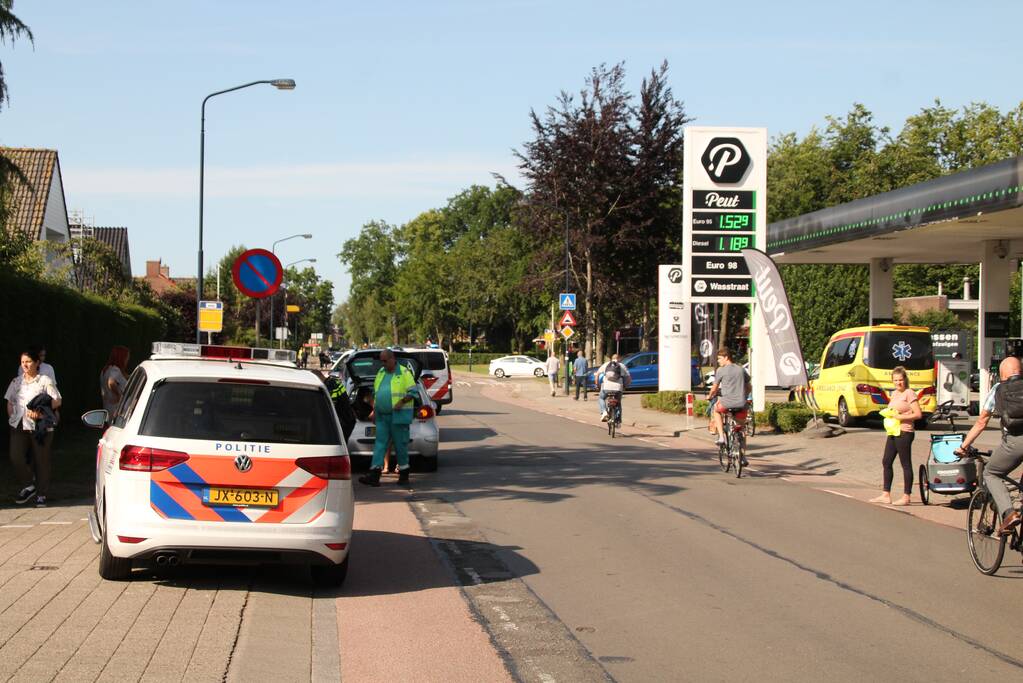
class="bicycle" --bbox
[963,447,1022,575]
[744,399,756,438]
[606,391,622,438]
[717,408,748,478]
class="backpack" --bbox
[604,361,622,383]
[995,376,1023,436]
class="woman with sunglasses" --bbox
[870,366,922,506]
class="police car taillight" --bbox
[151,341,296,364]
[120,445,189,472]
[296,455,352,480]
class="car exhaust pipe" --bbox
[166,554,180,566]
[155,554,168,566]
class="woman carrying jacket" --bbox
[5,349,62,507]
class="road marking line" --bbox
[822,489,856,499]
[40,521,72,525]
[0,524,32,528]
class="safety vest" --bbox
[373,365,417,410]
[329,379,347,400]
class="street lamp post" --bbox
[269,233,312,344]
[280,258,316,349]
[197,78,296,343]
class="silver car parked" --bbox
[340,349,440,471]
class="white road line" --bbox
[822,489,856,499]
[0,524,32,529]
[40,521,72,525]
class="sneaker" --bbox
[740,457,749,467]
[715,437,725,445]
[35,496,47,508]
[15,485,36,505]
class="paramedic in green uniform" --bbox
[359,349,418,487]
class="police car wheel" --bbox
[311,555,349,587]
[99,502,133,581]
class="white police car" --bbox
[82,342,354,585]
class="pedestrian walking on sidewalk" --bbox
[546,353,561,396]
[17,345,56,383]
[6,349,62,507]
[870,366,922,506]
[573,351,589,400]
[359,350,417,487]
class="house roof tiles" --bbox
[1,147,60,240]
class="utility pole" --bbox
[564,212,571,396]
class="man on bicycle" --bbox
[708,347,751,456]
[598,354,631,422]
[957,355,1023,536]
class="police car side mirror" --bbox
[81,409,109,429]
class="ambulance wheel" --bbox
[311,555,349,587]
[98,502,132,581]
[918,465,929,505]
[837,397,857,428]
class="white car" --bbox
[82,342,354,586]
[489,355,547,378]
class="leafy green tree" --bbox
[339,221,399,343]
[0,0,31,112]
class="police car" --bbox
[82,342,354,585]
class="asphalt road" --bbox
[417,382,1023,681]
[3,380,1022,682]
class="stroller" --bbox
[918,399,981,505]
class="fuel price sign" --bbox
[692,212,755,233]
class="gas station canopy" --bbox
[767,156,1023,264]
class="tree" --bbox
[0,0,31,112]
[339,221,399,343]
[514,62,689,359]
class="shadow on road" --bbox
[438,427,498,442]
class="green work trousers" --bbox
[370,413,410,471]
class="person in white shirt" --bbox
[545,354,561,396]
[598,354,631,421]
[6,349,62,507]
[17,346,55,384]
[100,346,131,416]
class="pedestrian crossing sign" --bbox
[559,293,576,310]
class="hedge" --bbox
[448,352,539,366]
[775,408,815,433]
[0,272,165,417]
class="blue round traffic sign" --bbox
[232,248,283,299]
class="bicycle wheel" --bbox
[610,418,616,438]
[745,413,755,438]
[718,440,728,471]
[918,465,929,505]
[966,489,1006,575]
[735,433,745,479]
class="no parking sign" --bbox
[232,249,283,299]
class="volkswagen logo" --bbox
[234,454,253,473]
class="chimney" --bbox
[160,265,170,278]
[146,260,160,278]
[963,276,971,300]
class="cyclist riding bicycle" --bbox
[708,347,751,460]
[957,355,1023,536]
[598,354,631,422]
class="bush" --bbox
[641,391,694,414]
[693,399,710,416]
[775,408,814,433]
[765,401,806,429]
[0,271,165,416]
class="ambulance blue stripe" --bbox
[169,462,251,523]
[150,481,194,520]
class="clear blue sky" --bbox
[3,0,1021,301]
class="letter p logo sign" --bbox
[701,137,751,184]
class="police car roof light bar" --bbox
[151,341,297,364]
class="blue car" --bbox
[585,352,661,391]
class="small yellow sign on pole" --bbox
[198,301,223,333]
[286,304,301,313]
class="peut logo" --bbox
[701,137,751,184]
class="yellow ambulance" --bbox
[809,325,937,427]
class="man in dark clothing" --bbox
[324,375,357,441]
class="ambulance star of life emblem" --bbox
[234,454,253,473]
